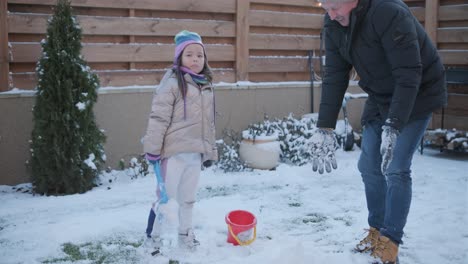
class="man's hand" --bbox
[309,128,339,174]
[145,153,161,165]
[380,125,399,174]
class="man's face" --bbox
[321,0,358,26]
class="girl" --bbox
[142,30,218,250]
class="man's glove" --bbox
[380,125,399,174]
[145,153,160,165]
[309,128,339,174]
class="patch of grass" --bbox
[333,216,353,226]
[302,213,327,224]
[198,185,240,199]
[62,242,85,261]
[42,237,144,264]
[0,217,8,231]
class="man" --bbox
[310,0,447,263]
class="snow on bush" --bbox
[216,113,354,170]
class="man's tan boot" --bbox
[371,235,399,264]
[355,227,379,253]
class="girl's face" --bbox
[321,0,358,27]
[181,43,205,74]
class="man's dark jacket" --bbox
[317,0,447,130]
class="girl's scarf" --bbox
[177,66,209,86]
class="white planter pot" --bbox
[239,133,281,170]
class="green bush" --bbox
[30,0,106,195]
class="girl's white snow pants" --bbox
[161,152,201,235]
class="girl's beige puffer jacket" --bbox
[142,69,218,162]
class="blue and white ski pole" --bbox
[145,161,169,238]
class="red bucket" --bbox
[225,210,257,246]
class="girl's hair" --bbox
[173,52,213,99]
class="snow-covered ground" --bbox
[0,148,467,264]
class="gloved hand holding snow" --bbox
[380,125,399,174]
[309,128,339,174]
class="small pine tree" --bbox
[30,0,106,195]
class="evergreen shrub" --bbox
[30,0,106,195]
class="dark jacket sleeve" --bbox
[317,24,352,129]
[372,1,422,130]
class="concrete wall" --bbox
[0,83,365,185]
[0,93,35,184]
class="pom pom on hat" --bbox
[174,30,205,64]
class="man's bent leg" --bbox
[358,120,386,230]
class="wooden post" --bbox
[425,0,439,46]
[129,9,136,70]
[236,0,249,81]
[0,0,9,92]
[424,0,440,129]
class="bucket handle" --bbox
[227,225,257,246]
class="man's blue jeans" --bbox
[358,114,431,244]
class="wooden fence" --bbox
[1,0,467,129]
[2,0,326,89]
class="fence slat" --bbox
[439,4,468,21]
[249,57,321,72]
[249,10,323,29]
[250,0,320,7]
[438,28,468,43]
[9,13,236,37]
[11,43,235,63]
[250,34,320,50]
[439,50,468,65]
[7,0,237,13]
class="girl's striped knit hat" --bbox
[173,30,205,64]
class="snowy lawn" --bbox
[0,148,467,264]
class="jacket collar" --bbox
[355,0,370,15]
[351,0,370,26]
[183,72,212,90]
[347,0,370,50]
[167,69,211,90]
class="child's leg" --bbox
[163,153,202,234]
[177,153,201,234]
[162,156,182,202]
